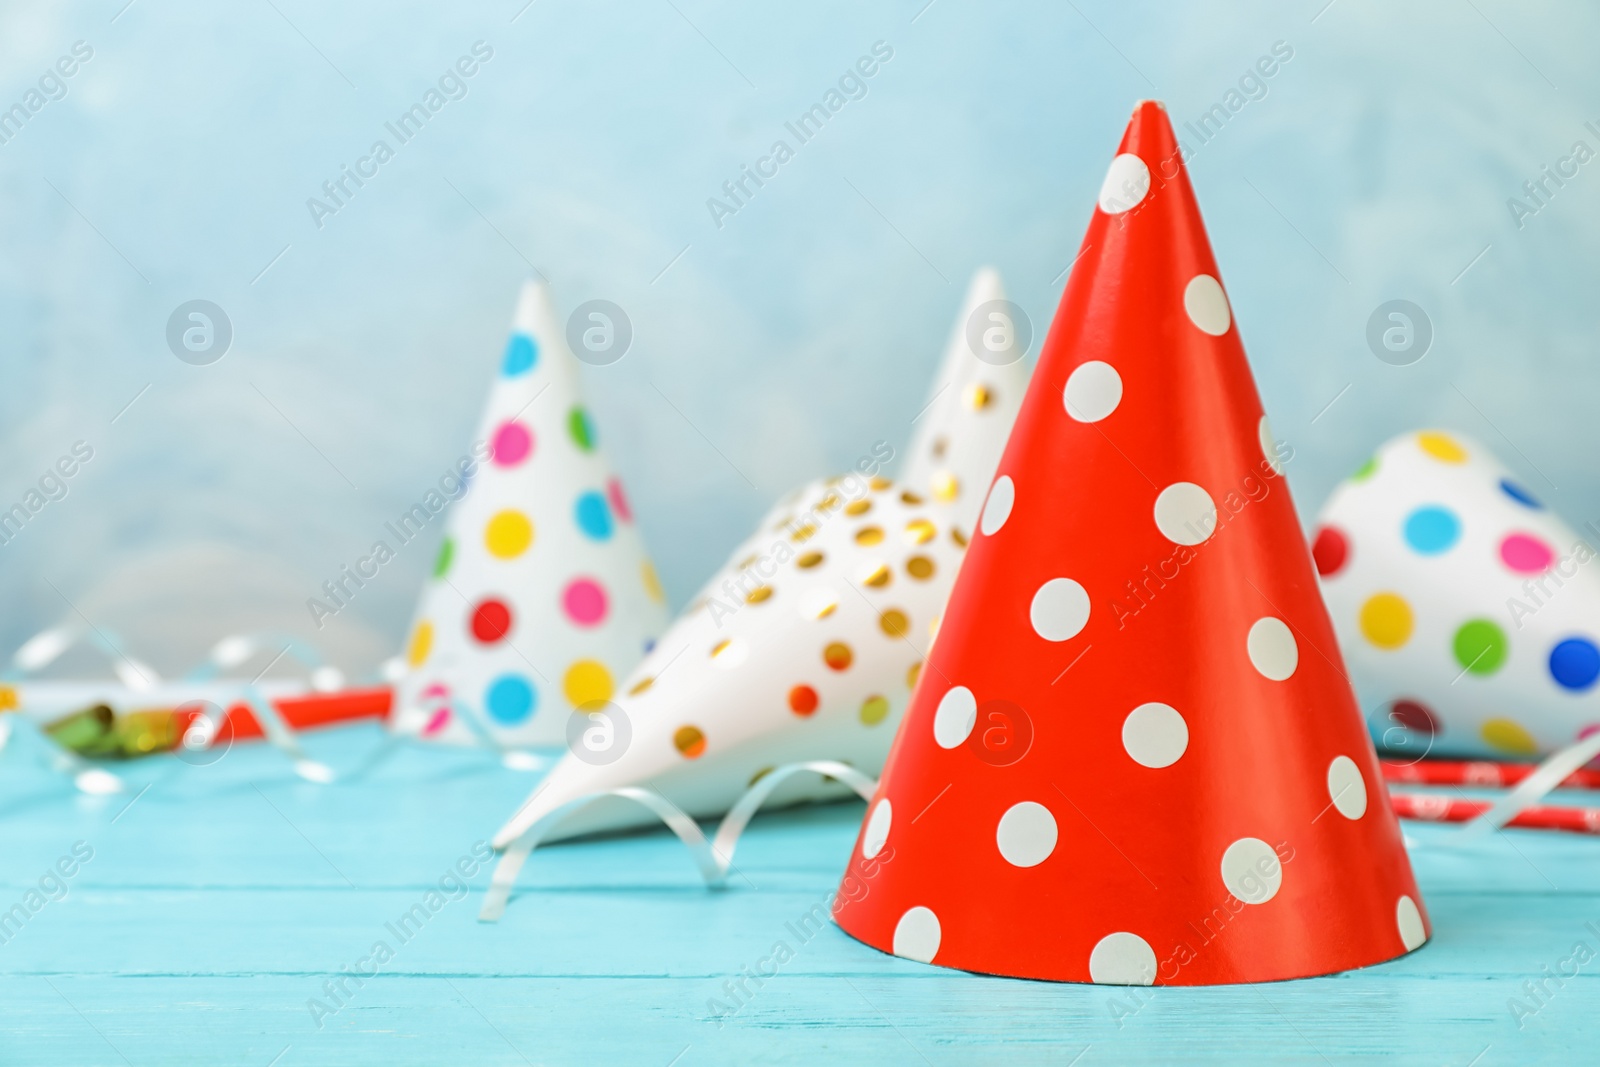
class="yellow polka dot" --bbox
[900,490,924,506]
[951,526,969,548]
[1359,592,1414,650]
[845,499,872,516]
[906,662,922,688]
[855,526,884,546]
[906,555,936,580]
[870,477,891,491]
[563,659,614,708]
[818,492,841,513]
[932,472,959,501]
[0,684,17,711]
[797,551,825,569]
[791,523,818,542]
[628,676,655,696]
[1482,718,1537,755]
[1417,431,1467,464]
[860,695,890,726]
[880,609,909,637]
[642,561,665,604]
[485,510,534,558]
[824,642,853,670]
[862,563,891,588]
[407,621,433,666]
[745,585,773,604]
[904,519,936,545]
[964,383,992,410]
[674,725,706,758]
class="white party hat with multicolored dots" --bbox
[901,267,1031,533]
[1317,429,1600,760]
[491,473,967,845]
[393,280,668,747]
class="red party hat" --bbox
[832,102,1427,986]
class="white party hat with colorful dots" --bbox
[902,267,1031,533]
[490,473,967,847]
[1316,428,1600,760]
[393,280,668,747]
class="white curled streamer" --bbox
[1452,730,1600,840]
[479,760,878,922]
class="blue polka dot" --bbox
[485,675,536,723]
[1550,638,1600,692]
[1501,478,1542,509]
[1403,505,1461,555]
[502,334,537,376]
[575,490,614,541]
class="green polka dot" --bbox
[433,538,454,578]
[1453,619,1508,676]
[1350,456,1378,482]
[568,407,596,452]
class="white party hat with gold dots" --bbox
[393,280,668,747]
[491,473,967,844]
[902,267,1032,533]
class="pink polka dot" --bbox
[491,420,533,467]
[608,478,633,523]
[1499,532,1554,574]
[563,577,609,627]
[422,707,452,735]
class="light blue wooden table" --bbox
[0,722,1589,1065]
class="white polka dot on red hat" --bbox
[1064,361,1123,423]
[862,799,892,859]
[1098,154,1150,213]
[980,476,1015,536]
[1122,702,1188,768]
[996,801,1057,867]
[1397,896,1426,950]
[1326,755,1367,819]
[1153,482,1217,545]
[1184,274,1231,335]
[893,906,941,963]
[1247,617,1298,680]
[1030,578,1090,642]
[1089,932,1157,985]
[1220,837,1283,904]
[933,685,977,748]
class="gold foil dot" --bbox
[824,642,854,670]
[862,563,891,588]
[855,526,885,546]
[880,609,909,637]
[791,523,818,542]
[870,477,891,491]
[845,499,872,516]
[933,473,959,502]
[906,662,922,688]
[904,519,936,545]
[797,550,825,569]
[628,676,655,696]
[900,490,924,506]
[951,526,969,548]
[748,766,774,787]
[859,695,890,726]
[906,555,936,580]
[711,638,732,658]
[745,586,773,604]
[674,725,706,758]
[964,383,993,410]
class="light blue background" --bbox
[1,0,1595,677]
